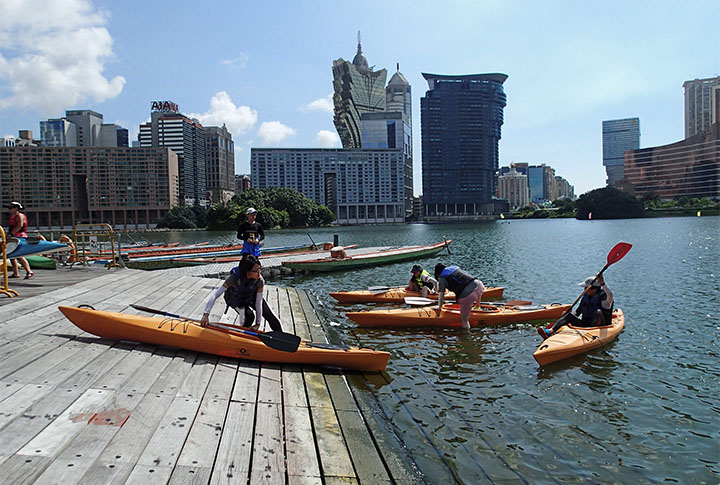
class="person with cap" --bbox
[434,263,486,330]
[406,264,438,297]
[199,254,283,331]
[538,274,613,339]
[6,202,33,279]
[236,207,264,257]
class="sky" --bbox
[0,0,718,197]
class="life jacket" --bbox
[578,289,613,325]
[413,269,431,289]
[439,266,475,295]
[223,267,259,308]
[10,213,27,238]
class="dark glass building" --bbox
[420,73,508,217]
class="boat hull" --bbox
[6,238,67,259]
[533,309,624,366]
[346,303,571,328]
[330,286,504,303]
[58,306,389,371]
[282,240,451,272]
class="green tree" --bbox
[157,206,197,229]
[575,187,645,219]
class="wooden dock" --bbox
[0,268,422,484]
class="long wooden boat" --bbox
[533,309,624,366]
[282,240,452,273]
[174,244,360,267]
[58,306,389,371]
[330,285,504,303]
[346,302,570,328]
[5,237,67,259]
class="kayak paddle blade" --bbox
[258,331,301,352]
[607,242,632,265]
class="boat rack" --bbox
[71,223,122,269]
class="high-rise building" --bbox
[555,176,575,200]
[332,34,387,148]
[683,76,720,138]
[621,123,719,200]
[420,73,508,217]
[139,101,207,206]
[602,117,640,187]
[386,64,412,125]
[497,168,529,209]
[526,164,556,203]
[251,148,406,224]
[205,124,235,203]
[235,174,251,194]
[0,146,178,229]
[40,110,127,148]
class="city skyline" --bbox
[0,0,717,197]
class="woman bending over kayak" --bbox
[200,254,282,331]
[434,263,486,330]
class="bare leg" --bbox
[19,257,32,276]
[11,259,19,277]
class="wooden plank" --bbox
[0,380,25,401]
[15,388,114,458]
[125,464,173,484]
[0,383,56,431]
[77,392,175,483]
[203,357,239,401]
[230,361,259,403]
[76,343,156,391]
[257,364,281,405]
[335,409,391,483]
[285,403,321,481]
[309,404,356,480]
[132,396,201,468]
[57,342,138,391]
[304,370,333,409]
[172,397,229,473]
[250,402,285,484]
[146,350,198,396]
[176,354,217,399]
[169,465,212,485]
[0,455,53,485]
[117,346,178,395]
[210,400,255,485]
[282,367,308,408]
[296,289,328,343]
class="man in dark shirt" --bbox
[237,207,264,257]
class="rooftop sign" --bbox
[151,101,179,112]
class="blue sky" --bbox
[1,0,717,196]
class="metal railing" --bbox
[72,223,122,269]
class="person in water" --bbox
[6,201,33,279]
[237,207,264,257]
[406,264,439,297]
[434,263,486,330]
[200,254,282,331]
[538,274,613,339]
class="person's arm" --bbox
[201,283,228,326]
[256,223,265,242]
[601,285,613,309]
[425,275,439,293]
[254,290,264,329]
[436,279,447,309]
[237,222,248,241]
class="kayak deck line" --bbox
[0,268,416,483]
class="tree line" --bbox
[157,187,335,230]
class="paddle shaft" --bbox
[130,304,301,352]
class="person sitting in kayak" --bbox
[434,263,486,330]
[406,264,439,297]
[237,207,264,257]
[538,274,613,339]
[199,254,282,331]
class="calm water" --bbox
[133,217,719,483]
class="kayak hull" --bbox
[533,309,625,366]
[6,238,66,259]
[282,240,451,272]
[58,306,389,371]
[346,303,571,328]
[330,286,504,303]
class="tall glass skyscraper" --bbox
[420,73,508,217]
[332,36,387,148]
[602,117,640,187]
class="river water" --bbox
[132,217,719,483]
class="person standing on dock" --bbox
[6,202,33,279]
[237,207,264,257]
[406,264,439,297]
[199,254,283,331]
[434,263,486,330]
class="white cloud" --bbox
[315,129,340,148]
[257,121,296,145]
[188,91,257,135]
[0,0,125,113]
[221,52,250,70]
[302,94,334,114]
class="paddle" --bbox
[443,237,452,255]
[368,285,394,293]
[555,242,632,322]
[130,304,301,353]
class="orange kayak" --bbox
[533,309,625,366]
[329,286,505,304]
[58,306,389,371]
[346,303,571,328]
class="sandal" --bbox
[24,272,34,279]
[9,274,20,279]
